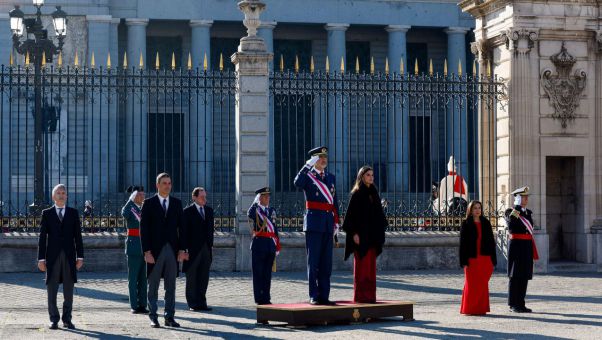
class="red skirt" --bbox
[460,254,493,315]
[353,248,376,303]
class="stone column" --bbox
[386,25,410,192]
[189,20,213,190]
[125,18,149,188]
[445,27,470,180]
[325,23,349,191]
[107,18,120,196]
[257,21,276,189]
[0,13,10,211]
[231,0,273,271]
[86,15,112,202]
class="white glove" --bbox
[253,193,261,205]
[334,223,340,236]
[305,155,319,167]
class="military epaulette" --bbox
[510,209,520,218]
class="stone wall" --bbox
[0,231,461,273]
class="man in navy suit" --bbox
[37,184,84,330]
[182,187,214,311]
[140,173,186,328]
[294,146,340,305]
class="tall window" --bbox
[148,112,184,192]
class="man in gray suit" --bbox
[37,184,84,330]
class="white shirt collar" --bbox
[158,194,169,201]
[312,167,324,175]
[258,203,268,210]
[194,202,204,210]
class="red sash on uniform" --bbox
[127,228,140,237]
[256,207,281,254]
[305,171,340,225]
[511,214,539,260]
[448,171,466,195]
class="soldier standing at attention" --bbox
[121,185,148,314]
[247,187,280,307]
[294,146,340,305]
[505,186,539,313]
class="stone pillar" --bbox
[231,0,273,271]
[125,18,149,188]
[0,13,10,212]
[325,23,349,191]
[107,18,120,195]
[445,27,470,180]
[189,20,213,190]
[257,21,276,189]
[86,15,112,202]
[386,25,410,192]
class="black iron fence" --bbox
[0,65,236,232]
[270,67,506,231]
[0,62,506,233]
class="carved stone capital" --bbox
[503,28,538,54]
[470,39,490,62]
[596,31,602,52]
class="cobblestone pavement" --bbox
[0,270,600,339]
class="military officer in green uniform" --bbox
[121,185,148,314]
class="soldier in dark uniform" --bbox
[294,146,340,305]
[247,187,280,306]
[121,185,148,314]
[505,186,539,313]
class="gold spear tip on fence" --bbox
[370,56,374,75]
[472,59,477,77]
[385,57,389,75]
[295,55,299,73]
[429,59,433,76]
[355,56,359,74]
[400,58,404,75]
[58,51,62,68]
[25,51,30,67]
[458,59,462,77]
[219,53,224,71]
[203,53,208,71]
[487,60,491,77]
[74,52,79,68]
[139,52,144,69]
[107,52,111,69]
[187,52,192,70]
[155,52,160,70]
[444,59,448,77]
[310,56,315,73]
[123,51,128,69]
[414,58,419,76]
[340,56,345,73]
[42,51,47,68]
[279,54,284,72]
[325,56,330,73]
[9,51,13,66]
[90,52,95,69]
[171,52,176,70]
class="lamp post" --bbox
[9,0,67,214]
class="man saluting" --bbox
[294,146,340,305]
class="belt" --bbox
[127,228,140,237]
[509,233,539,260]
[306,201,335,212]
[254,231,277,238]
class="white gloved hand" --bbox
[253,193,261,205]
[305,155,319,167]
[334,223,341,236]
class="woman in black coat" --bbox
[459,200,497,315]
[342,165,387,303]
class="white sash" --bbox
[519,215,534,235]
[256,207,279,255]
[131,206,141,222]
[307,171,333,204]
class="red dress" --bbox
[353,248,377,303]
[460,221,493,315]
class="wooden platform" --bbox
[256,300,414,326]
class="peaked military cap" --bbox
[255,187,271,195]
[126,185,144,193]
[308,146,328,157]
[511,186,529,196]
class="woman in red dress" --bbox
[459,200,497,315]
[342,166,387,303]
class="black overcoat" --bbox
[459,216,497,267]
[181,204,214,273]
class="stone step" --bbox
[548,261,597,272]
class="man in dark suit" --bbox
[37,184,84,330]
[140,173,186,328]
[182,187,214,311]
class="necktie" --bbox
[162,199,167,214]
[58,208,64,222]
[199,206,205,219]
[320,172,325,180]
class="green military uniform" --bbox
[121,199,147,311]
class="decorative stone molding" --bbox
[596,31,602,52]
[470,38,490,62]
[503,28,538,54]
[540,42,586,128]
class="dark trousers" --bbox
[147,244,177,318]
[508,277,529,308]
[252,247,275,304]
[47,251,74,323]
[305,231,333,301]
[185,244,212,309]
[127,254,147,310]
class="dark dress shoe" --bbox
[309,298,319,305]
[198,306,212,311]
[164,317,180,328]
[137,307,149,314]
[523,307,532,313]
[256,320,269,325]
[257,302,272,305]
[62,321,75,329]
[320,300,336,306]
[509,306,525,313]
[48,322,58,330]
[149,317,161,328]
[131,309,139,314]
